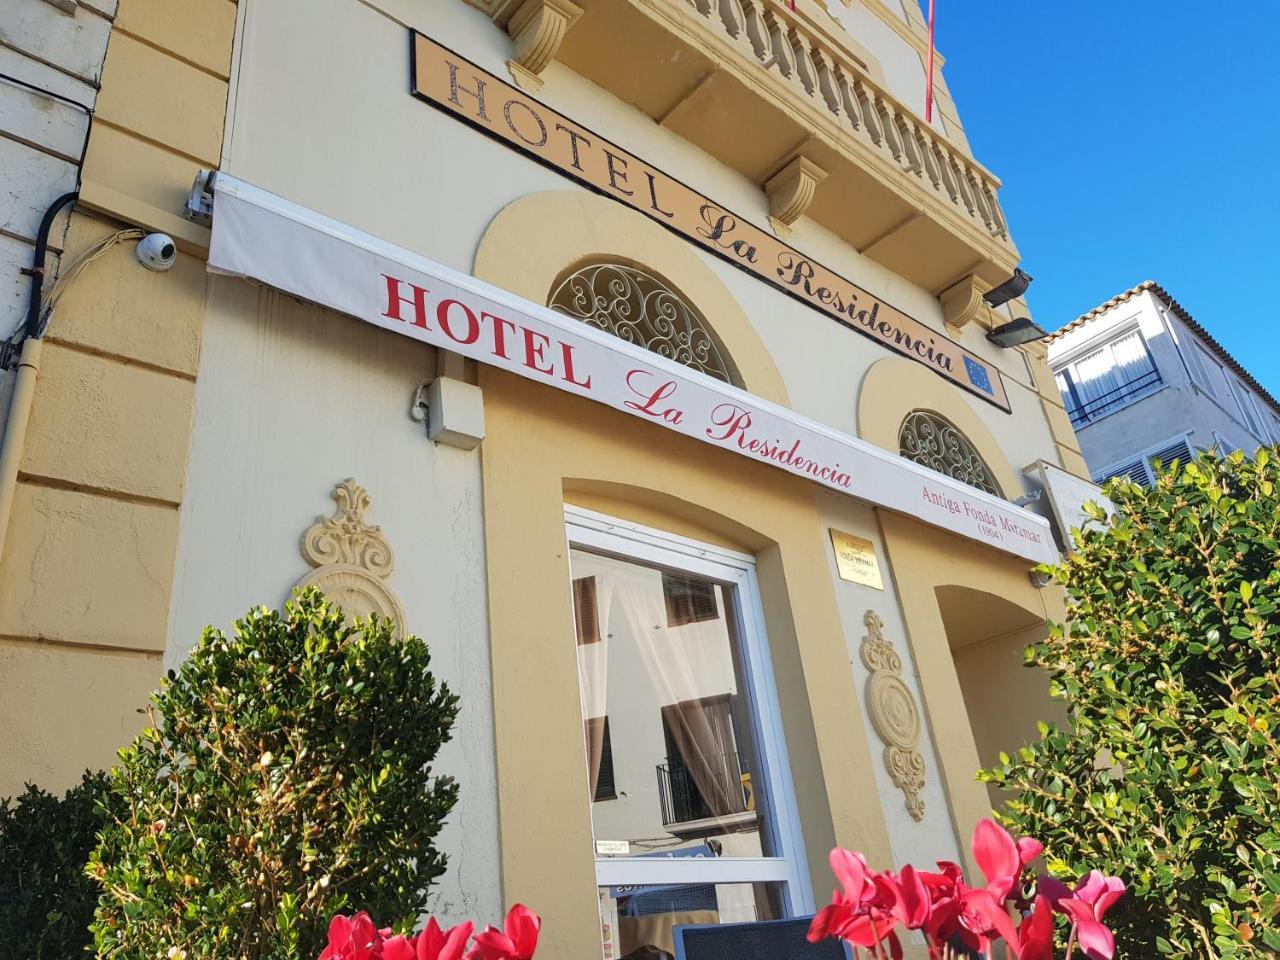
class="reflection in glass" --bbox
[598,882,782,960]
[570,550,768,860]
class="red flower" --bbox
[807,849,905,953]
[417,918,475,960]
[319,913,380,960]
[382,935,417,960]
[1057,871,1124,960]
[972,819,1039,902]
[957,885,1021,957]
[1016,895,1055,960]
[467,904,540,960]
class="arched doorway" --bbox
[935,585,1066,809]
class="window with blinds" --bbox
[662,573,720,627]
[573,576,602,644]
[1094,435,1195,488]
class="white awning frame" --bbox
[204,173,1057,565]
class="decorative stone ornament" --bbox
[860,610,926,821]
[494,0,584,91]
[939,273,999,333]
[764,154,828,238]
[294,479,407,637]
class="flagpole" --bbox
[925,0,936,122]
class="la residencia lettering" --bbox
[380,274,854,489]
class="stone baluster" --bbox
[964,170,994,230]
[688,0,713,18]
[832,63,862,133]
[932,143,960,203]
[788,29,819,100]
[913,125,941,189]
[761,8,798,84]
[893,111,923,176]
[851,77,883,146]
[981,183,1007,237]
[949,156,976,214]
[874,95,904,164]
[810,47,843,119]
[718,0,750,49]
[739,0,771,64]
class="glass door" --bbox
[564,506,811,960]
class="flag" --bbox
[963,356,994,396]
[925,0,936,122]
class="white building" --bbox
[1047,281,1280,485]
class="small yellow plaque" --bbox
[830,530,884,589]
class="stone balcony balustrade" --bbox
[473,0,1022,300]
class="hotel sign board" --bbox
[1028,461,1113,552]
[408,32,1011,412]
[206,174,1055,564]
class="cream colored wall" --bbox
[221,0,1065,483]
[0,0,234,796]
[166,278,503,924]
[812,489,965,872]
[952,619,1066,810]
[877,511,1066,879]
[479,370,895,956]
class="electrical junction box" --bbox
[427,376,485,450]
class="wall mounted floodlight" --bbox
[983,267,1033,307]
[987,317,1048,348]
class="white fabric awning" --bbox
[206,173,1057,565]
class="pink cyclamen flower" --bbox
[319,913,379,960]
[1016,895,1056,960]
[417,917,475,960]
[1057,870,1125,960]
[972,819,1039,902]
[467,904,540,960]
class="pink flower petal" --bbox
[1075,918,1117,960]
[972,820,1019,899]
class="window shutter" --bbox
[1147,438,1194,474]
[1095,458,1151,488]
[662,573,719,627]
[594,717,616,801]
[572,576,601,645]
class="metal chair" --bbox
[672,917,853,960]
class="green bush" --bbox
[0,770,120,957]
[90,588,461,959]
[982,448,1280,958]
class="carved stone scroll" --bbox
[860,610,926,821]
[939,273,998,333]
[764,154,828,238]
[294,479,407,637]
[497,0,584,91]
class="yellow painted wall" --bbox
[0,0,235,796]
[480,369,895,955]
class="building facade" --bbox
[1047,281,1280,486]
[1,1,1092,956]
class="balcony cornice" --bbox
[630,0,1017,284]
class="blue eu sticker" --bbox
[964,356,994,395]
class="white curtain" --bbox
[571,551,740,813]
[1070,331,1156,419]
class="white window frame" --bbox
[1052,323,1163,425]
[564,504,814,918]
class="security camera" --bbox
[136,233,177,271]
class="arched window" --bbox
[548,260,739,385]
[898,410,1000,496]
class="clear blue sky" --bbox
[939,1,1280,396]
